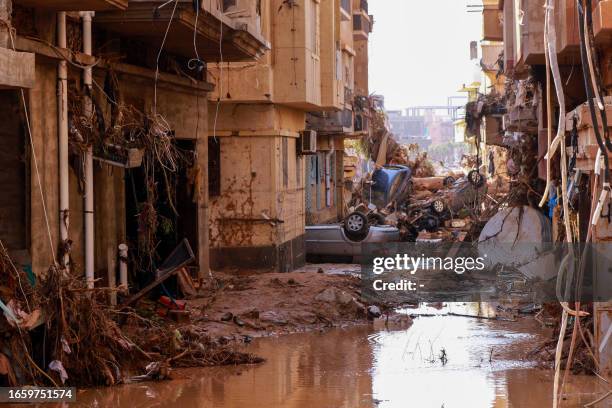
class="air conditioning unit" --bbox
[298,130,317,155]
[94,143,144,168]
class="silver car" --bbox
[305,224,400,262]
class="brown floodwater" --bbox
[24,304,608,408]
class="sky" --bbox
[368,0,483,110]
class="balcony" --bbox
[353,13,371,40]
[482,4,502,41]
[554,0,580,60]
[95,1,269,61]
[519,0,546,65]
[14,0,127,10]
[306,109,354,135]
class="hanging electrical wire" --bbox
[585,0,611,148]
[543,1,574,406]
[153,0,180,115]
[577,0,611,227]
[538,11,553,209]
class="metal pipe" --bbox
[81,11,95,289]
[118,243,128,293]
[325,148,335,207]
[107,247,117,306]
[57,12,70,270]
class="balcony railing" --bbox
[353,14,370,34]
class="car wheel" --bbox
[443,176,455,187]
[344,212,369,241]
[431,199,446,215]
[467,170,485,188]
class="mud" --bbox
[53,304,606,408]
[183,265,372,341]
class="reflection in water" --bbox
[58,304,604,408]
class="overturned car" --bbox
[306,165,488,261]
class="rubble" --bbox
[340,96,511,245]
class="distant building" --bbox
[387,105,462,150]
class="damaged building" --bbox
[474,0,612,378]
[0,0,267,292]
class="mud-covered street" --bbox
[0,0,611,407]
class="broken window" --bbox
[209,137,221,197]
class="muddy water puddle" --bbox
[67,304,604,407]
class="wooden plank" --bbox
[0,47,34,89]
[121,268,181,307]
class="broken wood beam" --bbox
[121,268,182,307]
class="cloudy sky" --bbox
[368,0,482,110]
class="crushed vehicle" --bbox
[306,159,489,262]
[305,165,410,261]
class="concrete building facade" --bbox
[0,0,265,291]
[207,0,373,270]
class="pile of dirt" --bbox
[182,269,379,340]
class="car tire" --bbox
[467,170,485,188]
[431,199,446,215]
[443,176,455,188]
[344,211,370,241]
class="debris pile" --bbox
[0,243,262,387]
[343,98,509,244]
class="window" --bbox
[208,137,221,197]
